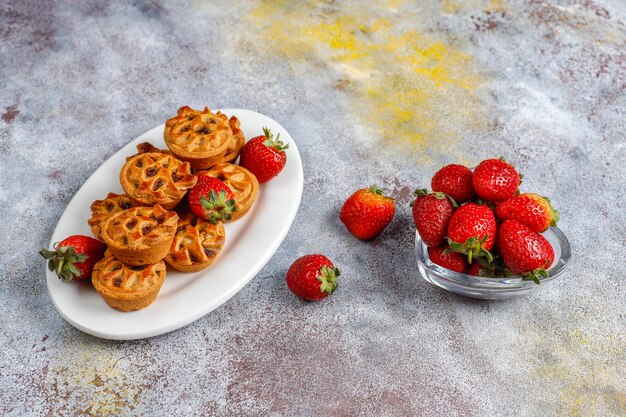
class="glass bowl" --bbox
[415,227,571,299]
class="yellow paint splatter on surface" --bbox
[248,0,486,151]
[43,338,146,416]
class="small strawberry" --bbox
[447,203,497,263]
[431,164,475,204]
[340,185,395,240]
[411,189,456,247]
[188,175,236,223]
[428,245,467,273]
[40,235,106,282]
[495,193,559,233]
[465,255,511,278]
[286,254,340,301]
[239,127,288,183]
[472,157,522,202]
[498,220,555,284]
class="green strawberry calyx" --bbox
[317,265,341,295]
[541,195,560,227]
[521,260,551,285]
[200,189,237,224]
[368,185,393,200]
[262,127,289,152]
[445,235,493,264]
[410,188,458,208]
[39,243,88,282]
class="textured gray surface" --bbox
[1,1,625,416]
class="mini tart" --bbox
[88,193,142,241]
[120,150,196,210]
[213,115,245,164]
[197,163,259,222]
[92,250,166,312]
[163,106,234,169]
[101,205,179,266]
[165,209,226,272]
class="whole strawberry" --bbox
[188,175,236,223]
[428,245,467,273]
[340,185,395,240]
[447,203,497,263]
[498,219,555,284]
[495,193,559,233]
[239,127,288,183]
[472,158,521,202]
[411,189,456,247]
[286,254,340,301]
[431,164,475,204]
[40,235,106,282]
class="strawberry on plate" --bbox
[472,158,521,202]
[446,202,497,263]
[40,235,106,282]
[239,127,288,183]
[495,193,559,233]
[286,254,340,301]
[428,245,467,273]
[340,185,395,240]
[431,164,475,204]
[411,189,456,247]
[498,219,555,284]
[188,175,237,223]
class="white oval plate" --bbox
[45,109,303,340]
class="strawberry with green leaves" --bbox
[286,254,340,301]
[340,186,395,240]
[495,193,559,233]
[428,245,467,273]
[188,175,236,223]
[446,203,497,263]
[472,157,521,202]
[239,127,288,183]
[431,164,475,204]
[411,189,456,247]
[498,219,555,284]
[40,235,106,282]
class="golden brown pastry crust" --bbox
[119,150,196,210]
[163,106,235,169]
[165,209,226,272]
[92,250,166,312]
[197,163,259,222]
[88,193,142,241]
[101,205,178,266]
[213,115,245,165]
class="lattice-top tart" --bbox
[101,205,179,266]
[165,209,226,272]
[164,106,234,169]
[92,250,166,312]
[213,114,245,165]
[197,163,259,222]
[88,193,143,241]
[120,151,196,210]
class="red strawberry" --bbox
[40,235,106,282]
[465,256,511,278]
[239,127,288,183]
[447,203,497,263]
[286,254,340,301]
[472,158,521,202]
[466,262,484,277]
[495,193,559,232]
[431,164,475,204]
[340,185,395,240]
[188,175,236,223]
[428,245,467,273]
[411,189,456,247]
[498,219,555,284]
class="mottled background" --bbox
[1,0,625,416]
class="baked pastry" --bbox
[120,150,196,210]
[197,163,259,221]
[163,106,234,169]
[165,209,226,272]
[101,205,179,266]
[92,250,166,312]
[213,115,245,164]
[88,193,142,241]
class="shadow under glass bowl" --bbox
[415,227,571,300]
